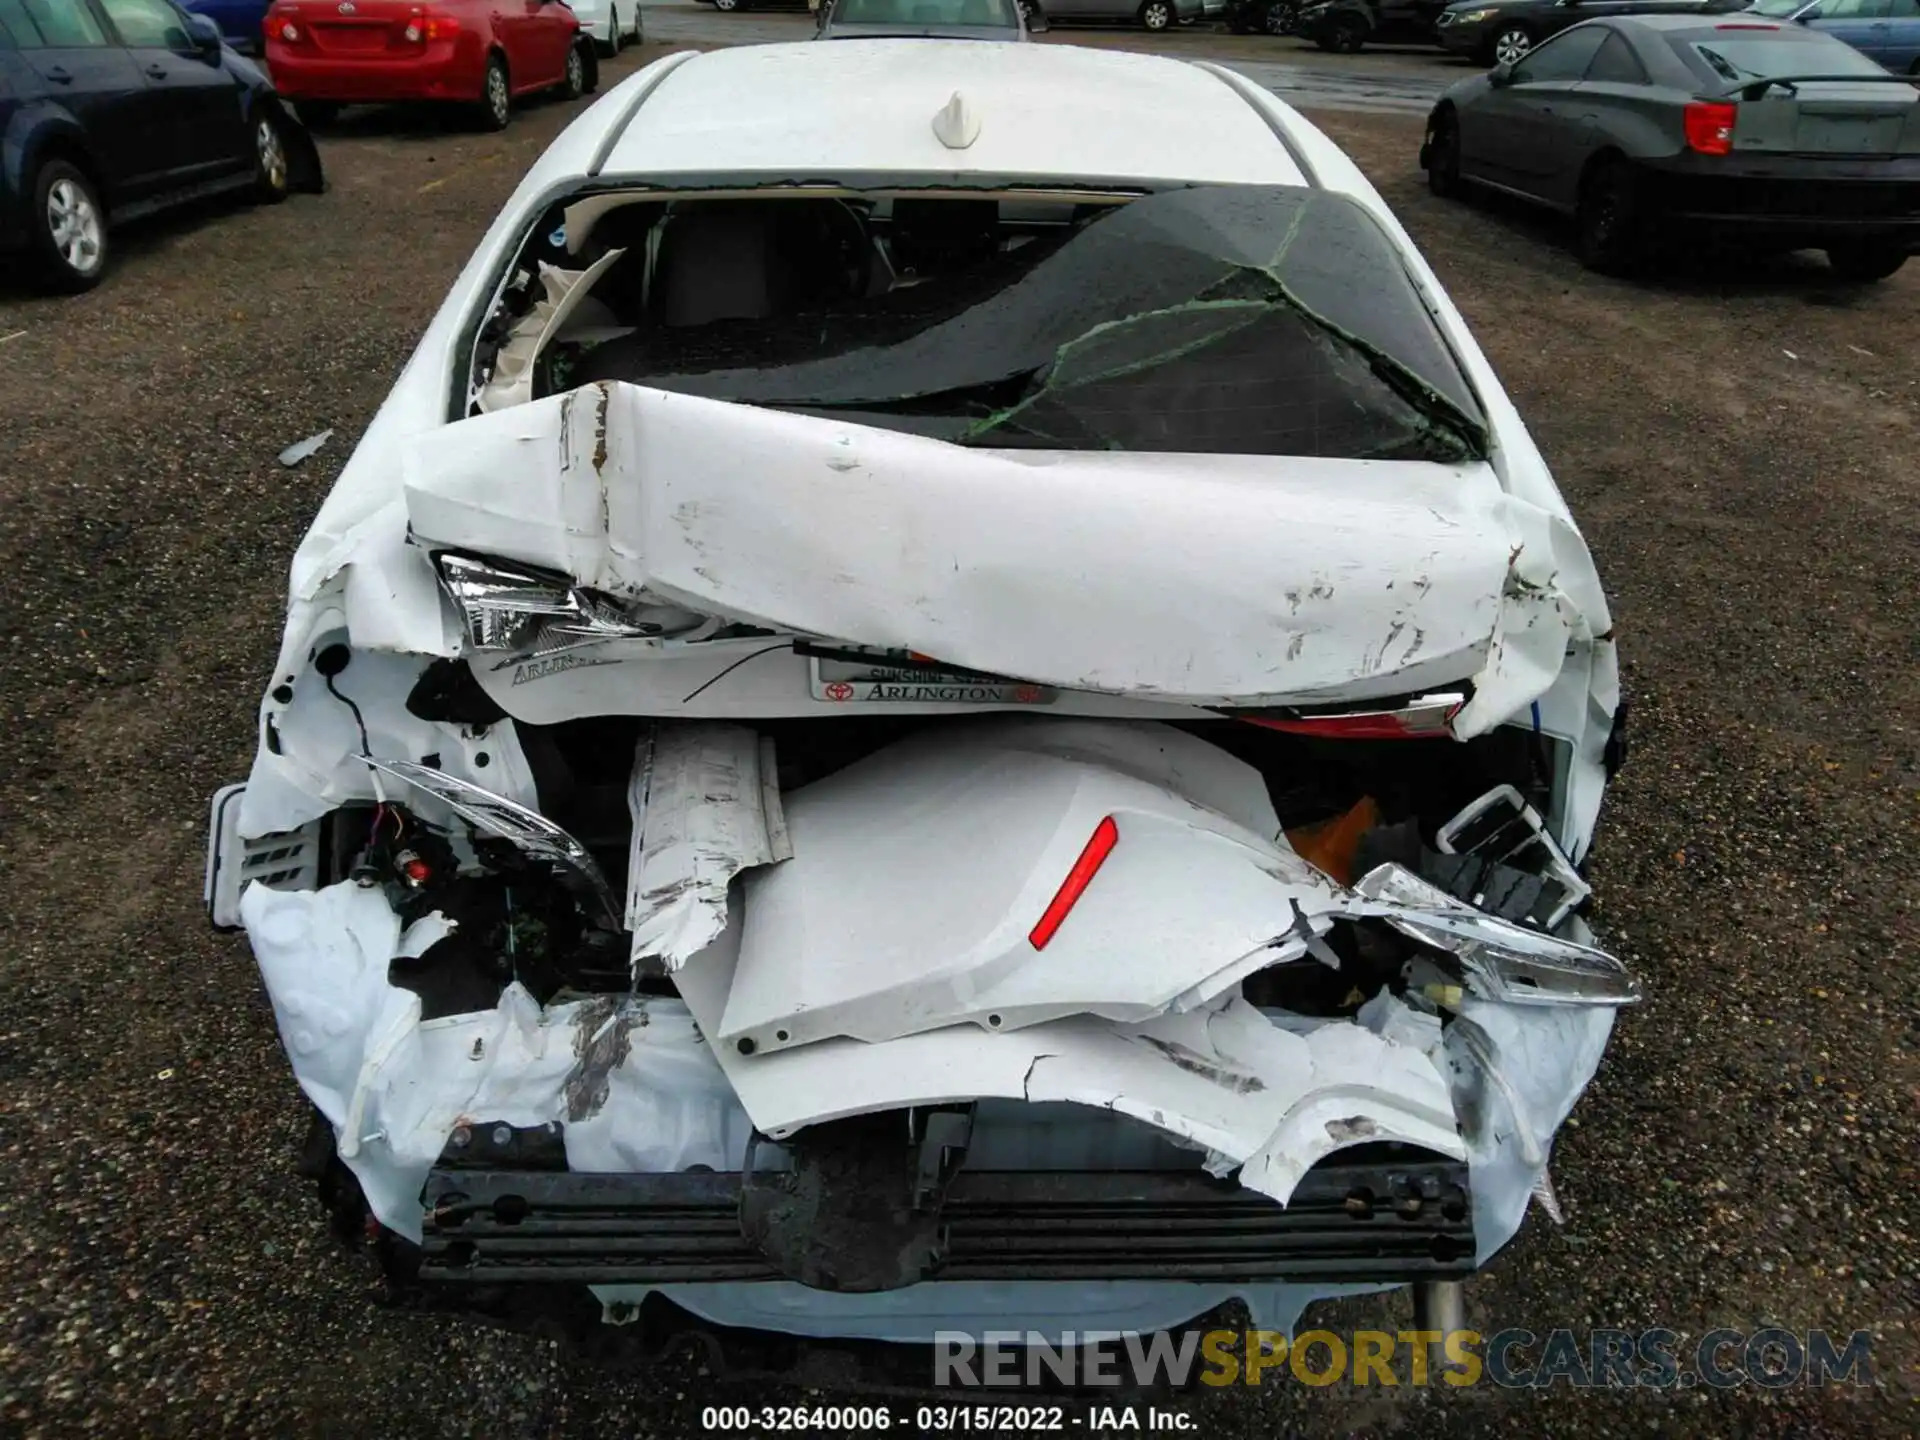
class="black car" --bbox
[1421,14,1920,278]
[1225,0,1301,32]
[0,0,321,291]
[1435,0,1744,66]
[1295,0,1450,52]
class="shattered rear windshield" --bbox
[1681,34,1888,84]
[539,185,1489,462]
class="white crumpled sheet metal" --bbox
[241,876,1460,1227]
[678,897,1463,1208]
[400,380,1602,722]
[240,880,751,1239]
[240,875,1606,1342]
[626,722,790,970]
[720,717,1343,1051]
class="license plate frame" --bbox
[806,650,1055,705]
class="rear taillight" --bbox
[1029,816,1119,951]
[403,20,423,40]
[1685,101,1738,156]
[424,14,460,38]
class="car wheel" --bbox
[1426,109,1463,200]
[1576,158,1644,274]
[601,6,620,54]
[477,53,511,131]
[1490,25,1532,66]
[1325,13,1366,51]
[30,159,108,292]
[561,40,588,101]
[1263,0,1297,34]
[713,0,739,10]
[293,100,341,128]
[1017,0,1042,22]
[1139,0,1173,30]
[252,108,292,203]
[1825,242,1908,283]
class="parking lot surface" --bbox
[1,20,1915,1439]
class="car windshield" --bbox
[545,185,1488,464]
[1682,32,1893,82]
[832,0,1020,24]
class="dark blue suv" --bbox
[0,0,321,290]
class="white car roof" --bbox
[590,40,1311,187]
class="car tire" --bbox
[1325,14,1366,51]
[1426,109,1463,200]
[29,158,108,293]
[476,53,512,131]
[714,0,739,10]
[293,100,341,129]
[1825,242,1908,283]
[1488,24,1532,66]
[1264,0,1296,34]
[1576,158,1644,274]
[561,40,589,101]
[1139,0,1173,30]
[251,107,293,203]
[600,6,620,55]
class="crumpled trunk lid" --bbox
[403,380,1549,712]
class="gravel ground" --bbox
[1,37,1915,1439]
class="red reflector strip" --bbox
[1242,714,1437,740]
[1716,21,1778,28]
[1028,815,1119,951]
[1227,692,1465,742]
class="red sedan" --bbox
[264,0,596,131]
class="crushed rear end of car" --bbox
[209,174,1634,1363]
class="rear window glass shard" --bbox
[565,185,1489,462]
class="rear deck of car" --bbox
[592,40,1313,186]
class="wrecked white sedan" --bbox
[208,38,1636,1364]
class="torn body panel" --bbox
[676,897,1464,1206]
[626,723,791,969]
[720,718,1344,1050]
[237,638,540,840]
[241,875,1459,1231]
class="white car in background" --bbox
[568,0,643,53]
[208,38,1636,1368]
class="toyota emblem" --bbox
[338,2,355,11]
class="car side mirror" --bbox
[183,11,222,55]
[1488,60,1514,86]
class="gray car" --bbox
[817,0,1034,35]
[1421,15,1920,278]
[1022,0,1206,31]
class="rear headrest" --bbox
[652,205,779,328]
